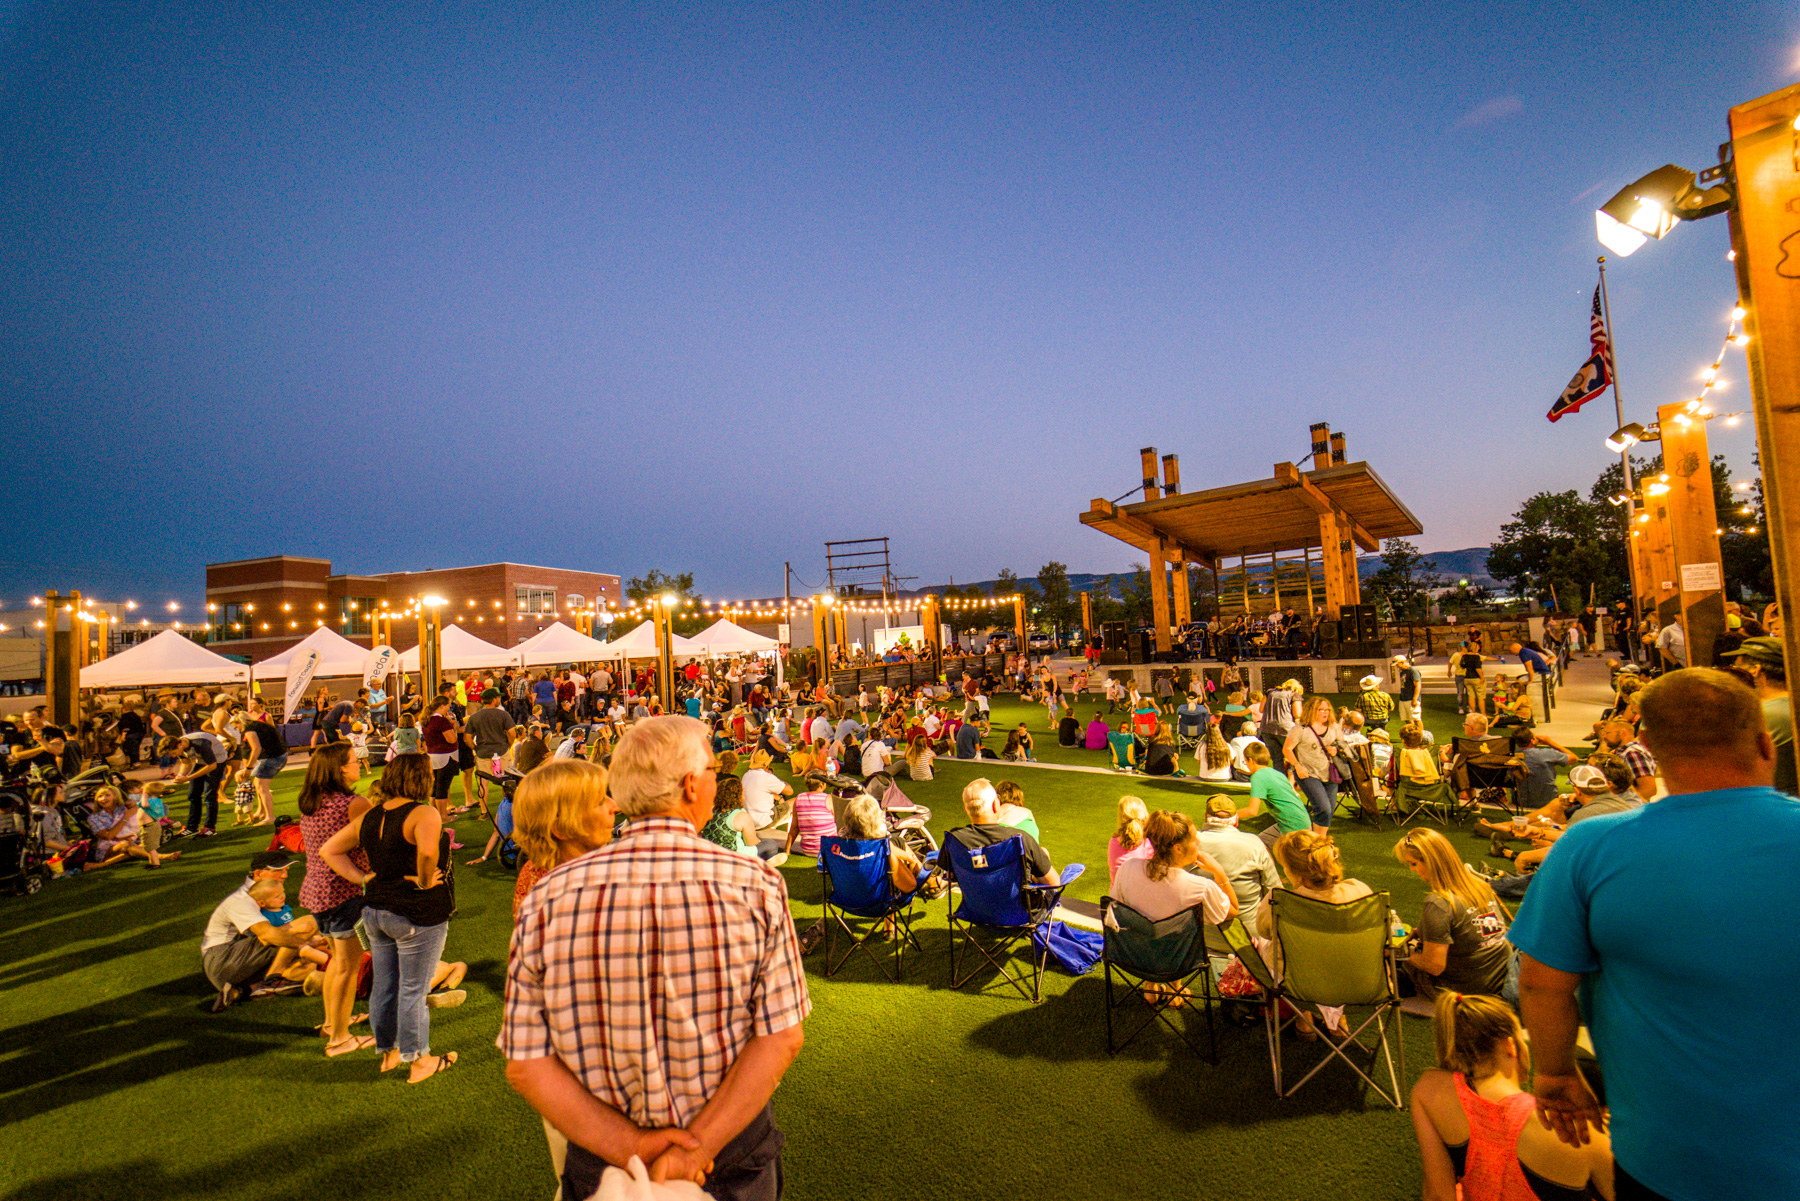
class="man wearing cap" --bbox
[1720,636,1794,795]
[200,850,328,1010]
[1392,655,1424,727]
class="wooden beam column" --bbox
[1658,402,1726,666]
[1318,511,1349,617]
[1079,591,1093,646]
[1729,83,1800,686]
[1639,498,1679,628]
[811,602,829,683]
[1148,539,1173,653]
[1159,453,1192,628]
[1012,596,1028,651]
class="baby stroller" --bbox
[0,792,50,894]
[62,763,127,811]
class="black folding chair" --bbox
[1101,896,1218,1061]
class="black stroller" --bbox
[0,790,52,895]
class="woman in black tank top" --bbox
[319,752,458,1083]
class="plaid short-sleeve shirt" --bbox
[1620,740,1659,784]
[499,814,810,1128]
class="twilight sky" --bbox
[2,1,1796,607]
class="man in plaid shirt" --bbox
[501,716,810,1199]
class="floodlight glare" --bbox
[1594,163,1733,256]
[1606,422,1647,453]
[422,595,447,607]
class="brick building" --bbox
[205,556,621,662]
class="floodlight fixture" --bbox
[1606,422,1647,453]
[1594,162,1734,256]
[423,594,447,607]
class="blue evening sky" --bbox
[2,2,1795,606]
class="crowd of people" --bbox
[11,616,1800,1200]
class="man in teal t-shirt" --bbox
[1510,669,1800,1201]
[1242,745,1310,845]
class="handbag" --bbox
[1310,727,1342,784]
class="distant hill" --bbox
[920,548,1497,598]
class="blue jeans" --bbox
[185,773,221,831]
[1296,776,1334,827]
[363,907,450,1062]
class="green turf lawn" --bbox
[0,691,1546,1201]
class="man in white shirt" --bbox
[200,851,326,1010]
[569,669,588,718]
[740,750,795,835]
[1656,620,1688,670]
[860,737,894,778]
[1228,730,1266,777]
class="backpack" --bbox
[268,818,304,853]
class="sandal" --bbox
[325,1034,377,1058]
[408,1051,458,1083]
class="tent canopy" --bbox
[80,629,249,688]
[594,620,702,659]
[688,618,779,656]
[513,622,615,667]
[251,626,373,681]
[400,624,520,671]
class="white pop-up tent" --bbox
[513,622,615,667]
[401,624,521,671]
[251,626,372,680]
[687,618,780,656]
[594,620,702,659]
[80,629,250,688]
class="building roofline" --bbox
[207,555,333,569]
[382,562,619,578]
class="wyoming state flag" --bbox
[1547,285,1613,423]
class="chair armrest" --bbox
[1058,863,1086,887]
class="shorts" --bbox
[202,931,279,991]
[250,754,288,780]
[457,744,475,771]
[312,894,366,938]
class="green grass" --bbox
[0,693,1530,1201]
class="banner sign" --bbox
[362,644,398,688]
[283,648,321,718]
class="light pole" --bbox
[419,596,446,699]
[655,592,678,707]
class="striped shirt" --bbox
[498,814,810,1128]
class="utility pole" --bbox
[779,561,791,690]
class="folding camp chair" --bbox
[818,836,935,982]
[943,834,1084,1003]
[1391,777,1460,827]
[1237,889,1403,1107]
[1448,734,1526,820]
[1331,743,1384,829]
[1175,711,1207,758]
[1101,896,1218,1061]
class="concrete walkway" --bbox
[1537,654,1616,748]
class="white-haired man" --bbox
[501,715,810,1200]
[941,778,1061,887]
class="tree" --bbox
[1122,564,1154,626]
[1035,561,1077,635]
[624,568,707,634]
[1363,539,1440,621]
[1486,491,1622,609]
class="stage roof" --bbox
[1078,460,1423,563]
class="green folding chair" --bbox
[1101,896,1218,1061]
[1265,888,1404,1107]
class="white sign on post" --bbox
[1680,562,1722,593]
[283,648,321,719]
[777,624,791,643]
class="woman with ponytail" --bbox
[1269,829,1372,1040]
[1411,990,1614,1200]
[1106,796,1151,884]
[1111,809,1236,925]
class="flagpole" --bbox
[1597,255,1643,637]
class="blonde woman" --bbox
[506,758,618,1193]
[1192,723,1234,782]
[1269,830,1372,1039]
[1394,829,1511,999]
[1411,991,1615,1201]
[1283,694,1341,832]
[1106,795,1150,883]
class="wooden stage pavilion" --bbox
[1079,423,1424,654]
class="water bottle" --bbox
[1388,907,1407,943]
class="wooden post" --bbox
[1728,83,1800,683]
[1330,430,1347,464]
[811,601,828,682]
[1146,539,1172,653]
[1639,496,1679,629]
[1079,590,1093,646]
[1656,402,1725,666]
[1012,595,1028,651]
[1341,518,1363,606]
[1318,510,1348,617]
[1270,550,1282,609]
[1310,423,1331,471]
[1304,544,1315,612]
[1139,447,1162,501]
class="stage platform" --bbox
[1074,656,1401,697]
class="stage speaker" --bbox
[1135,630,1154,663]
[1348,604,1380,642]
[1101,620,1128,652]
[1315,621,1339,658]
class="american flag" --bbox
[1548,283,1613,423]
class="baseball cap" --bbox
[1569,764,1609,792]
[1720,636,1785,669]
[250,850,299,871]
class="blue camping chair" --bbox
[817,836,935,982]
[942,833,1084,1003]
[1101,896,1218,1061]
